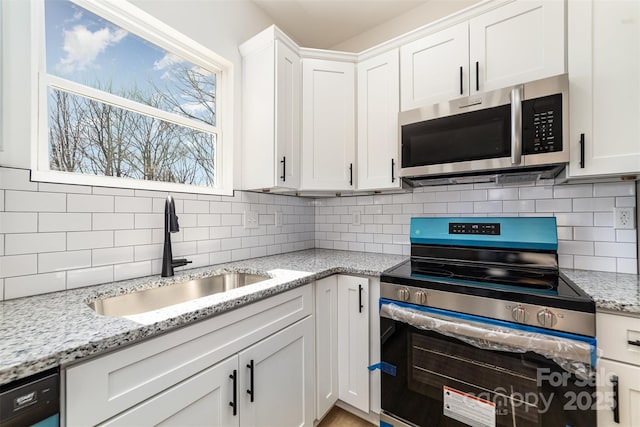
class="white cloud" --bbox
[153,53,185,71]
[58,25,127,73]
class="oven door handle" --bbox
[510,85,523,165]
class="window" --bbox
[34,0,233,194]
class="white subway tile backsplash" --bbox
[68,194,113,212]
[553,184,592,199]
[39,213,91,232]
[134,244,163,261]
[67,266,114,289]
[92,186,135,196]
[617,258,638,274]
[573,227,615,242]
[447,202,474,213]
[115,196,152,213]
[554,213,593,227]
[487,188,519,201]
[5,191,66,212]
[38,182,92,194]
[573,197,615,212]
[616,229,637,243]
[595,242,636,258]
[5,233,66,255]
[39,250,91,273]
[558,240,594,256]
[134,213,163,229]
[93,247,134,266]
[114,261,152,282]
[0,254,37,278]
[574,256,616,272]
[0,168,37,191]
[4,272,65,299]
[93,213,134,230]
[503,200,535,212]
[593,182,635,197]
[474,201,503,213]
[435,192,460,202]
[0,213,38,233]
[519,186,553,200]
[616,197,636,208]
[68,231,113,250]
[115,229,152,247]
[0,190,4,211]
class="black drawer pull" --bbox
[391,158,395,183]
[475,61,479,91]
[246,359,254,402]
[611,375,620,423]
[628,339,640,347]
[579,133,585,168]
[349,163,353,186]
[280,156,286,182]
[358,284,364,313]
[229,369,237,416]
[459,66,463,95]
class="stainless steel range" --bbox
[379,217,596,427]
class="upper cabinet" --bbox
[400,23,469,110]
[301,59,356,191]
[357,49,401,190]
[568,0,640,177]
[240,29,301,190]
[469,0,565,94]
[400,0,564,111]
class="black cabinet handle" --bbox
[391,158,395,183]
[280,156,286,182]
[579,133,585,168]
[475,61,479,91]
[459,66,463,95]
[611,374,620,423]
[229,369,237,416]
[628,340,640,347]
[246,359,254,402]
[349,163,353,186]
[358,284,364,313]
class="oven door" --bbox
[379,299,596,427]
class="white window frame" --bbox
[31,0,234,195]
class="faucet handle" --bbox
[172,258,192,268]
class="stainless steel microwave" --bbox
[399,74,569,186]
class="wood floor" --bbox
[317,407,375,427]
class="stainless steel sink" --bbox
[89,272,270,317]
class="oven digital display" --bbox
[449,223,501,235]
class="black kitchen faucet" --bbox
[161,195,192,277]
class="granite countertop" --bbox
[563,269,640,315]
[1,248,639,387]
[0,249,406,386]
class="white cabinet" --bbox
[241,30,301,190]
[337,275,370,413]
[357,49,401,191]
[596,312,640,426]
[301,59,356,191]
[315,275,371,417]
[66,285,313,426]
[469,0,564,93]
[400,23,469,110]
[315,276,339,418]
[239,317,315,427]
[100,356,239,427]
[400,1,564,111]
[568,0,640,177]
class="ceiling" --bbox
[251,0,429,49]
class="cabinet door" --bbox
[357,49,401,191]
[239,317,314,427]
[469,0,564,93]
[99,356,239,427]
[301,59,356,191]
[337,275,370,413]
[597,359,640,427]
[568,0,640,177]
[400,22,469,110]
[315,276,339,419]
[275,40,301,188]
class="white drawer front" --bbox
[597,312,640,366]
[66,285,312,427]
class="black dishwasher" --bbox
[0,369,59,427]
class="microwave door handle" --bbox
[511,85,523,165]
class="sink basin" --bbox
[89,272,270,317]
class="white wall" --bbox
[330,0,482,53]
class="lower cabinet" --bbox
[596,312,640,427]
[315,275,371,417]
[65,285,314,427]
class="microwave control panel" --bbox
[522,93,563,154]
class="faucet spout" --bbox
[161,196,191,277]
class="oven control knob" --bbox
[537,309,557,328]
[511,305,528,323]
[415,291,427,305]
[397,288,410,302]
